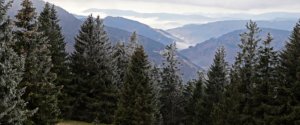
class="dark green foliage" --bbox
[278,20,300,124]
[2,1,300,124]
[70,15,117,123]
[250,34,280,124]
[220,68,242,125]
[205,47,228,125]
[149,65,163,125]
[185,73,206,125]
[232,21,261,125]
[20,33,60,125]
[182,79,196,124]
[185,47,228,125]
[14,0,60,124]
[206,47,228,105]
[14,0,37,55]
[115,46,156,125]
[38,2,70,118]
[38,3,69,86]
[112,42,128,88]
[0,0,33,124]
[127,31,139,56]
[160,43,185,125]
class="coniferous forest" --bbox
[1,0,300,125]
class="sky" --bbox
[42,0,300,29]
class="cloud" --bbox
[42,0,300,29]
[43,0,300,17]
[116,0,300,11]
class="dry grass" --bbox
[56,120,92,125]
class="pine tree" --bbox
[38,3,70,118]
[205,47,228,125]
[278,20,300,124]
[70,15,117,123]
[0,1,33,124]
[115,46,156,125]
[160,43,185,125]
[14,0,60,124]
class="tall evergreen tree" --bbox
[205,47,228,125]
[126,31,139,57]
[115,46,156,125]
[38,3,69,87]
[0,1,33,124]
[149,65,163,125]
[160,43,185,125]
[278,20,300,124]
[182,78,196,124]
[234,21,261,124]
[70,15,117,123]
[251,33,281,124]
[14,0,36,55]
[69,15,94,121]
[38,3,70,118]
[185,72,206,125]
[14,0,60,124]
[220,67,242,125]
[112,42,128,88]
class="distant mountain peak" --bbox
[180,28,291,69]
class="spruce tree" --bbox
[69,15,94,121]
[38,3,70,118]
[278,20,300,124]
[115,46,156,125]
[150,65,163,125]
[221,67,242,125]
[185,72,206,125]
[70,15,117,123]
[14,0,36,55]
[127,31,139,56]
[233,21,261,124]
[205,47,228,125]
[14,0,60,124]
[251,33,281,124]
[182,78,196,124]
[112,42,128,88]
[160,43,185,125]
[0,0,33,124]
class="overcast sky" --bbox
[42,0,300,29]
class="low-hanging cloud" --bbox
[117,0,299,10]
[44,0,300,12]
[43,0,300,29]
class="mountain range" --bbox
[7,0,298,80]
[83,8,300,29]
[7,0,200,81]
[167,20,297,46]
[180,28,291,69]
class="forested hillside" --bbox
[1,0,300,125]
